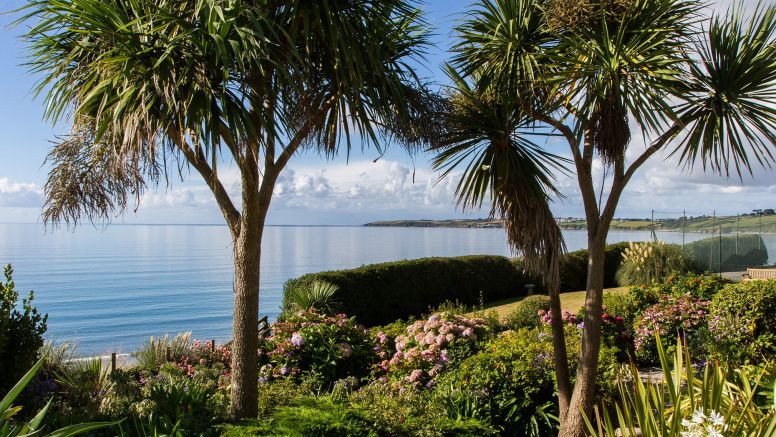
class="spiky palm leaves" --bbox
[19,0,430,228]
[673,2,776,176]
[286,281,342,316]
[432,69,567,289]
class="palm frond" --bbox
[671,1,776,177]
[432,69,568,288]
[287,281,342,316]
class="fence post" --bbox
[166,346,172,362]
[210,339,216,350]
[111,352,117,373]
[736,214,740,255]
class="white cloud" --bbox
[0,178,43,208]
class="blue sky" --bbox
[0,0,773,226]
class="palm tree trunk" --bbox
[549,282,571,421]
[559,235,606,436]
[230,170,266,420]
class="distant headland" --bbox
[364,212,776,233]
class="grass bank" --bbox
[473,287,629,320]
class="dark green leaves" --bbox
[672,1,776,177]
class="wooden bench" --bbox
[743,268,776,281]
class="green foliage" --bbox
[627,272,726,313]
[133,332,192,371]
[261,310,378,387]
[708,280,776,365]
[559,242,631,291]
[285,281,342,316]
[0,264,47,394]
[684,234,769,271]
[615,241,698,286]
[503,295,550,329]
[137,365,229,435]
[438,329,551,436]
[585,335,776,437]
[0,354,114,437]
[282,256,538,326]
[349,382,498,436]
[51,356,111,422]
[223,386,497,437]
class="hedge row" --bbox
[559,242,631,292]
[281,256,540,326]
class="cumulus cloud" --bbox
[267,160,458,214]
[0,178,43,208]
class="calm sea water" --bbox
[1,223,773,355]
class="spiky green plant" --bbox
[133,332,192,371]
[584,335,776,436]
[286,281,342,316]
[0,354,114,436]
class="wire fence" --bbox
[635,209,774,274]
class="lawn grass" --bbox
[477,287,629,320]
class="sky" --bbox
[0,0,773,226]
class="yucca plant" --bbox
[286,281,342,316]
[0,354,114,436]
[134,332,192,370]
[584,335,776,436]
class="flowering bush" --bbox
[259,309,378,386]
[176,339,231,378]
[380,312,490,388]
[538,309,582,327]
[503,295,550,329]
[633,295,709,364]
[707,280,776,364]
[627,273,725,315]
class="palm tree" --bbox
[435,0,776,435]
[18,0,431,419]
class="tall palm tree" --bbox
[435,0,776,435]
[18,0,431,419]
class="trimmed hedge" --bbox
[559,242,631,292]
[281,256,539,326]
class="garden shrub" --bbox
[503,295,550,329]
[221,391,496,437]
[135,364,230,435]
[381,312,491,388]
[708,280,776,364]
[633,295,709,364]
[282,256,538,326]
[626,272,725,314]
[559,242,630,292]
[615,241,698,286]
[437,329,558,436]
[133,332,193,371]
[260,310,379,387]
[0,264,47,393]
[350,381,498,436]
[439,327,618,436]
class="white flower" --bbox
[709,410,725,427]
[692,408,706,424]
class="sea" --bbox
[1,223,774,355]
